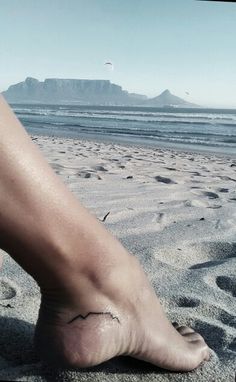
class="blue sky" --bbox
[0,0,236,107]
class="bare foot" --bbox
[35,230,210,372]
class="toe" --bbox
[176,326,195,335]
[204,347,211,361]
[183,332,204,342]
[193,339,211,362]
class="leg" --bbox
[0,96,210,371]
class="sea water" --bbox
[13,104,236,156]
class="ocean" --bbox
[13,104,236,156]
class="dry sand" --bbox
[0,135,235,381]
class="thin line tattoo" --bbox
[67,311,121,324]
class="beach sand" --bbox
[0,135,235,381]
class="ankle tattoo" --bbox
[67,311,121,324]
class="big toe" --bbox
[188,339,211,363]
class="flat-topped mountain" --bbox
[2,77,197,107]
[3,77,135,105]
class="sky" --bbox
[0,0,236,108]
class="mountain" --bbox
[2,77,147,105]
[2,77,196,107]
[146,89,196,107]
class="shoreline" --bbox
[30,132,236,160]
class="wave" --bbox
[17,105,236,153]
[19,116,236,128]
[14,107,236,120]
[20,117,236,136]
[23,121,236,146]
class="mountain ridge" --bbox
[2,77,197,107]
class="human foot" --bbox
[34,236,210,372]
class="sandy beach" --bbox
[0,135,235,381]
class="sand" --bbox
[0,135,235,382]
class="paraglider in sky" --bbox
[185,91,190,95]
[104,62,114,71]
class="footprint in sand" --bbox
[177,296,200,308]
[190,301,236,329]
[93,165,108,172]
[110,158,119,162]
[218,188,229,193]
[229,191,236,201]
[190,241,236,270]
[185,199,207,208]
[155,212,165,224]
[219,309,236,329]
[168,296,200,308]
[219,175,236,182]
[155,176,177,184]
[207,204,222,209]
[50,163,65,175]
[193,319,228,353]
[216,276,236,298]
[190,171,202,177]
[0,279,17,300]
[164,167,177,171]
[203,191,219,199]
[78,172,102,180]
[189,191,222,209]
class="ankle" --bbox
[37,214,132,290]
